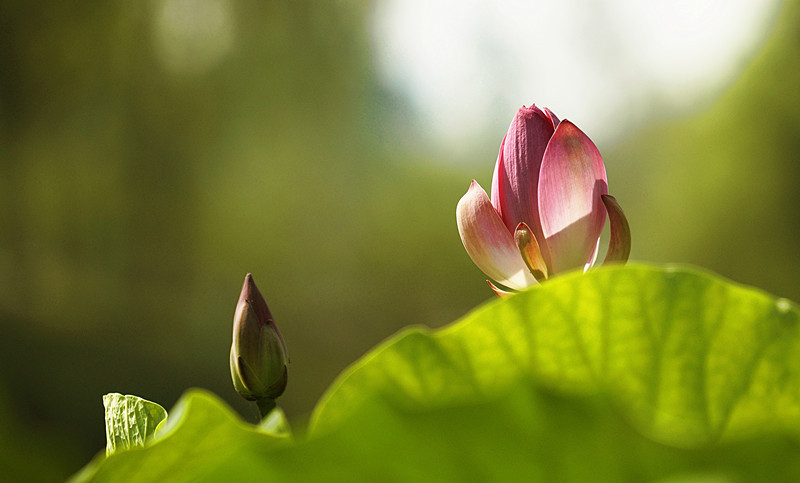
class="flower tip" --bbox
[239,273,272,326]
[458,180,481,205]
[239,272,255,301]
[516,104,548,119]
[543,107,560,127]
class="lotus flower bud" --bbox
[230,274,288,402]
[456,104,631,293]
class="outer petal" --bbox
[538,120,608,274]
[490,105,556,249]
[457,181,537,290]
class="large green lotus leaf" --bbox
[74,381,800,481]
[220,383,800,481]
[312,264,800,446]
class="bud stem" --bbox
[256,397,277,420]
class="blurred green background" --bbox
[1,0,798,480]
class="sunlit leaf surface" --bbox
[314,264,800,446]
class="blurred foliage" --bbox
[0,0,798,480]
[0,1,479,478]
[607,0,800,301]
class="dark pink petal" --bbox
[538,120,608,274]
[490,106,556,250]
[601,194,631,264]
[457,181,537,290]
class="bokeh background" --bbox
[1,0,798,479]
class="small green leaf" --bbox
[103,393,167,455]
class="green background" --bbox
[1,0,799,479]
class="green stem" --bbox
[256,397,276,420]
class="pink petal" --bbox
[490,105,556,250]
[457,181,537,290]
[538,120,608,274]
[600,194,631,264]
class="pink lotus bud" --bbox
[230,274,288,402]
[457,105,630,293]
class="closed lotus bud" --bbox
[456,104,631,294]
[230,273,288,402]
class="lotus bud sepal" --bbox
[600,194,631,264]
